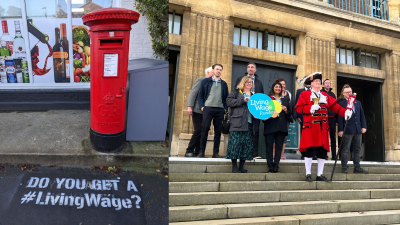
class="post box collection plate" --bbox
[104,54,118,77]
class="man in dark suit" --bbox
[338,84,368,174]
[233,62,264,159]
[197,64,229,158]
[185,67,213,157]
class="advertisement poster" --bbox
[27,18,69,83]
[72,18,90,83]
[0,19,30,84]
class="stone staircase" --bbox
[169,158,400,224]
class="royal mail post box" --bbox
[83,8,140,152]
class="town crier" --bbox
[295,72,352,182]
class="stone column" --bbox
[389,0,400,23]
[305,36,336,92]
[170,11,234,156]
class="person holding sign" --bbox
[233,62,264,159]
[295,72,352,182]
[262,82,292,173]
[225,76,255,173]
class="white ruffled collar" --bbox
[310,90,327,104]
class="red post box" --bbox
[83,8,140,152]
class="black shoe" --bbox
[354,168,369,174]
[316,175,331,182]
[306,174,313,182]
[342,168,348,174]
[185,153,196,157]
[212,153,223,158]
[232,168,240,173]
[268,168,274,173]
[240,169,247,173]
[196,152,205,158]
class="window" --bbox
[336,47,355,66]
[233,26,262,49]
[336,46,380,69]
[361,51,379,69]
[168,12,181,35]
[267,32,294,55]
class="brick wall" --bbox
[120,0,156,59]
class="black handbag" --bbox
[221,112,230,134]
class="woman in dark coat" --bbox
[226,76,254,173]
[263,82,292,173]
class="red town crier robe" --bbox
[295,90,346,152]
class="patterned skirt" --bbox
[226,123,254,160]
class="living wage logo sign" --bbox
[248,93,282,119]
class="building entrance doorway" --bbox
[337,74,385,162]
[232,58,297,159]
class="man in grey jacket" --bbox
[185,67,214,157]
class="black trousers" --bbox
[186,112,203,154]
[265,132,286,170]
[252,119,260,157]
[199,107,225,154]
[328,117,337,160]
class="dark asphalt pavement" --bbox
[0,165,168,225]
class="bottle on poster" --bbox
[13,21,26,59]
[0,56,5,83]
[14,58,23,83]
[60,23,70,82]
[1,21,14,56]
[0,39,10,56]
[5,58,16,83]
[53,27,66,83]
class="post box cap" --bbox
[83,8,140,27]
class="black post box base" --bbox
[90,129,126,153]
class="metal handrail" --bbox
[329,0,389,21]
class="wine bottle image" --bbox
[53,27,66,83]
[60,23,70,82]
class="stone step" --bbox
[169,199,400,222]
[169,173,400,182]
[170,189,400,206]
[170,181,400,193]
[170,163,400,174]
[169,210,400,225]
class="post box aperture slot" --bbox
[103,54,119,77]
[100,39,123,47]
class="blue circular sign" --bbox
[248,93,273,120]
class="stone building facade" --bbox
[169,0,400,161]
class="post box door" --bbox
[90,33,129,135]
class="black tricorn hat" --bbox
[304,72,322,85]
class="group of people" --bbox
[185,62,368,181]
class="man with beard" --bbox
[295,72,352,182]
[197,64,229,158]
[234,62,264,159]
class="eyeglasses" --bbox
[343,91,352,94]
[245,82,252,84]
